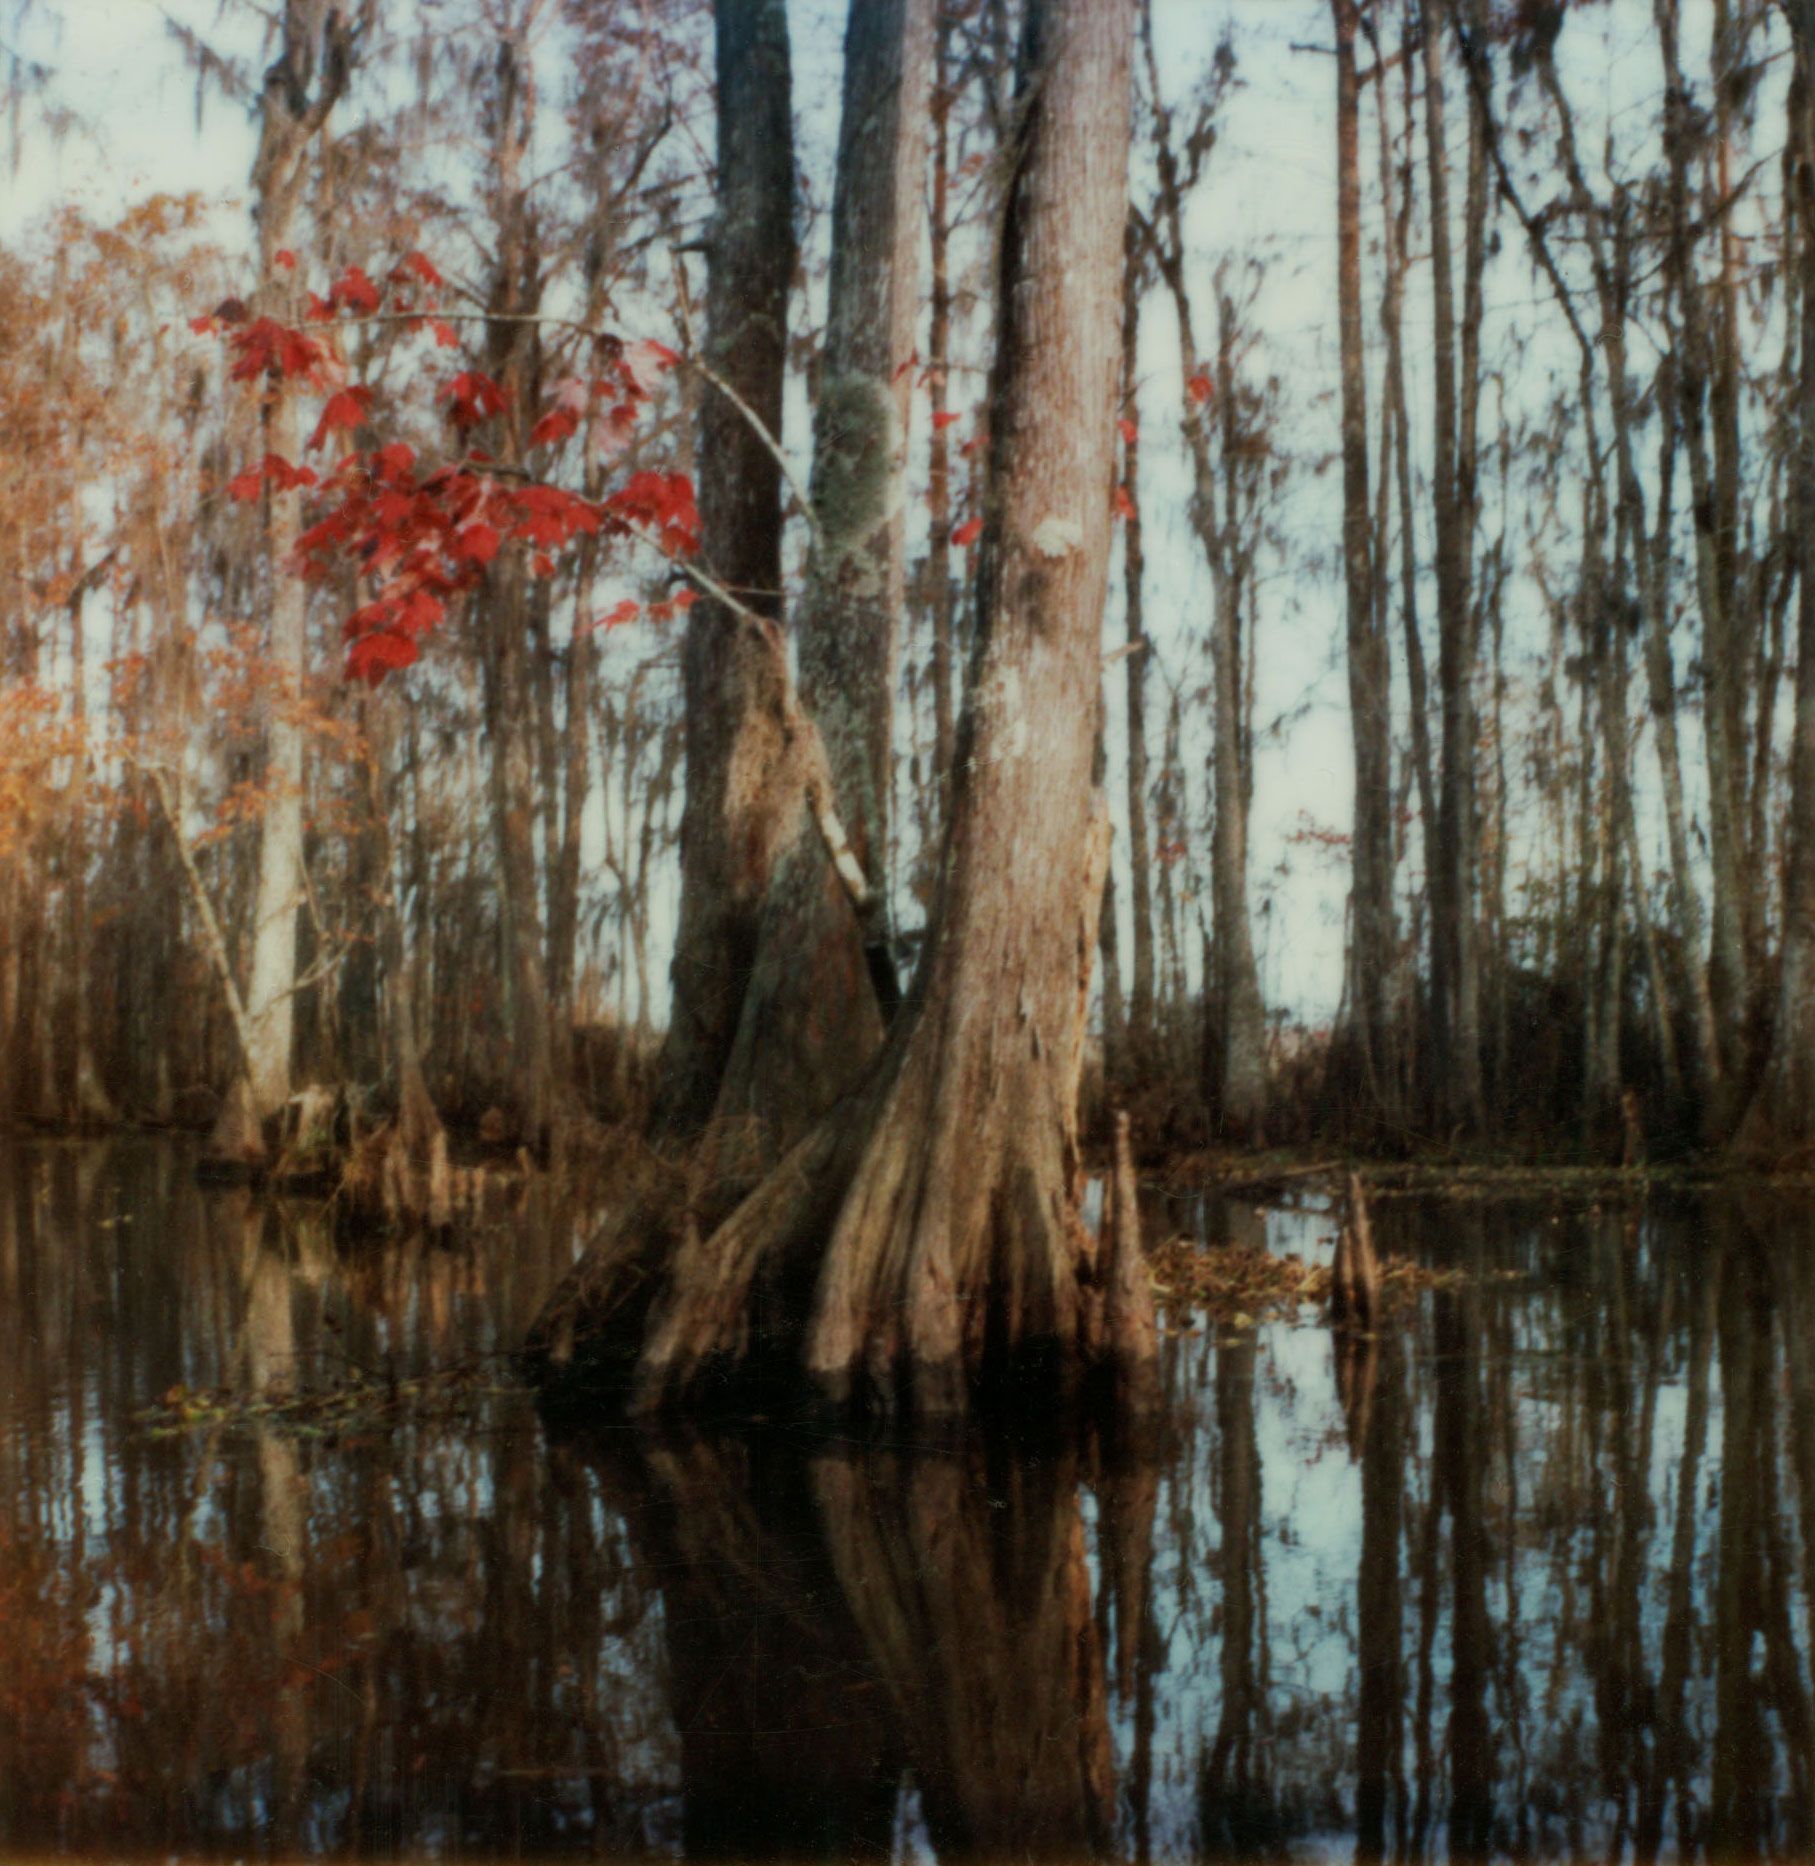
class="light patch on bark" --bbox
[1030,513,1083,558]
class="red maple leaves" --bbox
[440,371,509,430]
[307,385,373,452]
[226,454,319,502]
[192,247,700,683]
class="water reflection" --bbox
[7,1141,1815,1861]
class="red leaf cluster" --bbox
[326,265,381,316]
[191,248,694,684]
[440,371,509,430]
[307,385,374,453]
[603,470,699,557]
[225,317,331,385]
[226,454,319,502]
[300,444,697,682]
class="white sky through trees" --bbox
[5,0,1742,1027]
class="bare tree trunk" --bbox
[1120,222,1157,1049]
[1423,0,1484,1134]
[1375,7,1438,1070]
[65,567,114,1125]
[1521,33,1725,1125]
[1095,694,1126,1078]
[1656,0,1752,1074]
[653,0,798,1141]
[1140,10,1263,1129]
[1334,0,1397,1126]
[479,20,561,1150]
[547,605,592,1055]
[210,0,350,1164]
[925,7,958,846]
[1749,7,1815,1148]
[1208,297,1267,1137]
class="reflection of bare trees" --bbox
[1353,1328,1404,1860]
[20,1151,1815,1860]
[1199,1331,1277,1857]
[0,1139,668,1857]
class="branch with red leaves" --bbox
[192,249,875,922]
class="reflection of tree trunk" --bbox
[624,1436,900,1860]
[1098,1447,1161,1858]
[1638,1244,1718,1861]
[1354,1331,1404,1860]
[1434,1284,1491,1860]
[815,1443,1116,1860]
[1768,1198,1815,1846]
[1711,1221,1769,1857]
[1201,1333,1275,1854]
[238,1196,308,1843]
[577,1431,1139,1862]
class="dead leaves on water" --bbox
[1146,1232,1465,1332]
[134,1358,517,1439]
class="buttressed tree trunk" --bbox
[701,0,936,1178]
[627,0,1145,1418]
[532,0,1146,1415]
[652,0,797,1142]
[210,0,350,1165]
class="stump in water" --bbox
[530,0,1143,1422]
[1330,1172,1383,1330]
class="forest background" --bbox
[2,0,1808,1170]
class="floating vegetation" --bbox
[133,1358,519,1439]
[1146,1234,1467,1329]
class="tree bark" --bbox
[538,0,1147,1421]
[652,0,798,1141]
[1748,6,1815,1148]
[210,0,350,1160]
[701,0,935,1173]
[1334,0,1397,1125]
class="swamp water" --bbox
[3,1137,1814,1863]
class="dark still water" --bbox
[4,1139,1815,1863]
